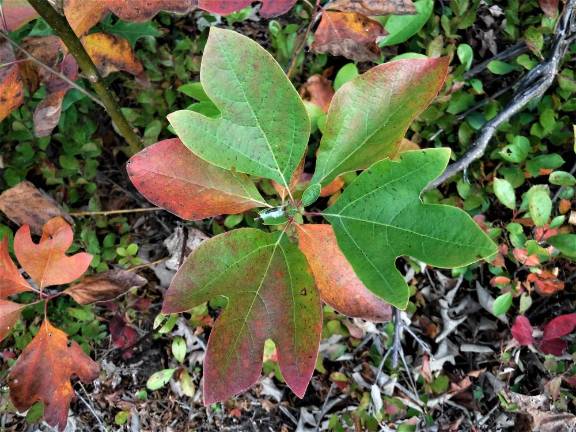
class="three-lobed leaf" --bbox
[168,28,310,190]
[0,237,32,298]
[324,149,497,309]
[162,228,322,404]
[0,300,25,341]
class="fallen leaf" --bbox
[299,75,334,113]
[7,320,100,431]
[0,237,32,298]
[539,0,559,17]
[526,270,564,296]
[506,392,576,431]
[127,138,268,220]
[163,228,322,404]
[2,0,39,31]
[82,33,144,78]
[328,0,416,15]
[14,217,92,289]
[0,300,24,341]
[297,224,392,322]
[0,181,71,235]
[511,315,534,346]
[312,11,386,62]
[0,41,25,122]
[199,0,297,17]
[64,269,147,304]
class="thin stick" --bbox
[75,382,108,432]
[426,0,576,190]
[0,32,105,108]
[286,0,321,80]
[69,207,163,217]
[26,0,142,155]
[127,257,168,272]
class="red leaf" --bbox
[297,224,392,322]
[109,315,139,358]
[199,0,297,18]
[14,217,92,289]
[511,316,534,346]
[539,0,559,17]
[512,248,540,266]
[2,0,39,31]
[7,320,99,431]
[0,237,32,298]
[542,313,576,340]
[127,139,267,220]
[539,338,567,356]
[64,269,147,305]
[0,300,24,341]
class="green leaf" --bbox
[500,136,531,163]
[162,229,321,404]
[527,185,551,227]
[146,368,175,391]
[548,234,576,259]
[311,57,449,186]
[549,171,576,186]
[526,154,564,176]
[302,183,321,207]
[178,82,210,101]
[492,292,513,316]
[493,178,516,210]
[334,63,359,91]
[168,28,309,189]
[379,0,434,47]
[487,60,517,75]
[172,336,187,363]
[100,18,162,48]
[457,43,473,70]
[324,149,497,309]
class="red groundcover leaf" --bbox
[542,313,576,341]
[511,315,534,346]
[14,217,92,289]
[163,229,322,404]
[7,320,100,431]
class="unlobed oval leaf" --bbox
[127,138,268,220]
[14,217,92,289]
[64,269,147,304]
[311,57,450,186]
[168,28,310,190]
[297,224,392,322]
[162,228,322,404]
[324,149,497,309]
[8,320,100,431]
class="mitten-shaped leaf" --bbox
[297,224,392,322]
[0,237,32,298]
[64,269,147,304]
[0,300,24,341]
[311,58,449,186]
[8,320,100,431]
[199,0,297,17]
[324,149,497,309]
[14,217,92,289]
[163,229,322,404]
[127,139,268,220]
[168,28,310,190]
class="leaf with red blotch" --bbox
[297,224,392,322]
[7,320,99,431]
[199,0,297,18]
[0,300,25,341]
[82,33,144,78]
[511,316,534,346]
[526,270,564,296]
[0,41,25,122]
[64,270,147,305]
[539,0,559,17]
[14,217,92,289]
[0,181,72,236]
[127,139,268,220]
[328,0,416,15]
[0,237,32,299]
[163,228,322,404]
[312,11,387,62]
[2,0,39,31]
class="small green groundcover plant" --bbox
[127,27,497,404]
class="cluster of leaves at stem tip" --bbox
[127,27,498,405]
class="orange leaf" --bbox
[299,75,335,113]
[0,41,25,122]
[512,248,540,266]
[526,270,564,296]
[390,138,421,160]
[559,199,571,214]
[0,300,24,341]
[0,237,32,298]
[64,269,147,304]
[328,0,416,15]
[312,11,387,62]
[82,33,144,78]
[14,217,92,289]
[7,320,99,431]
[297,224,392,322]
[320,177,345,197]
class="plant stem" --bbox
[26,0,142,155]
[286,0,322,80]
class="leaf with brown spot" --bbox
[14,217,92,289]
[82,33,144,78]
[163,229,322,404]
[299,75,335,113]
[312,11,387,62]
[0,181,71,235]
[328,0,416,15]
[0,41,25,122]
[127,138,268,220]
[0,237,32,299]
[0,300,25,341]
[64,269,147,304]
[199,0,297,17]
[7,320,100,431]
[297,224,392,322]
[2,0,39,31]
